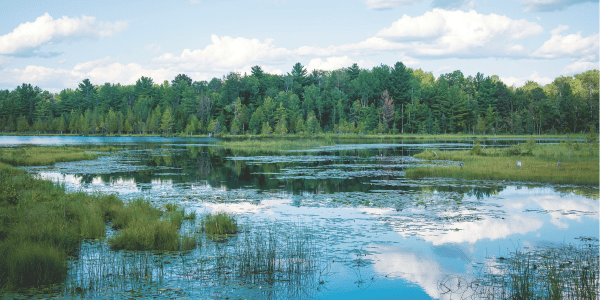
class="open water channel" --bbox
[1,136,598,299]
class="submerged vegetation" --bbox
[407,141,599,186]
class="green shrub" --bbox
[202,212,238,235]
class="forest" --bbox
[0,62,598,136]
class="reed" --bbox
[439,239,599,299]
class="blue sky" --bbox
[0,0,598,92]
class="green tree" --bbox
[160,107,173,135]
[17,115,29,132]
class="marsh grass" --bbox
[0,145,118,166]
[407,143,599,186]
[0,163,124,288]
[108,200,195,251]
[440,239,599,299]
[201,212,238,235]
[218,138,335,153]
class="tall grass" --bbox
[108,199,196,251]
[201,212,238,235]
[440,239,599,299]
[407,143,599,186]
[0,163,124,288]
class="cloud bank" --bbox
[0,13,127,57]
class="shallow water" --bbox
[1,136,598,299]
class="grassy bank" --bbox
[406,142,599,186]
[0,145,119,166]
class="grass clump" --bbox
[201,212,238,235]
[408,143,599,186]
[108,199,195,251]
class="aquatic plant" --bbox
[439,239,599,299]
[108,199,194,251]
[201,212,238,235]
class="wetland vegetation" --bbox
[407,139,599,186]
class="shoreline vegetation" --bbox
[407,139,599,186]
[0,147,206,289]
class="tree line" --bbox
[0,62,597,136]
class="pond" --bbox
[1,136,598,299]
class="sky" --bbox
[0,0,598,92]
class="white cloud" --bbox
[0,13,128,56]
[562,60,599,74]
[520,0,597,12]
[153,34,292,72]
[306,56,353,71]
[0,58,216,91]
[375,9,543,58]
[306,56,376,72]
[362,0,424,10]
[501,71,553,87]
[532,28,599,59]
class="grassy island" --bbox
[407,140,599,186]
